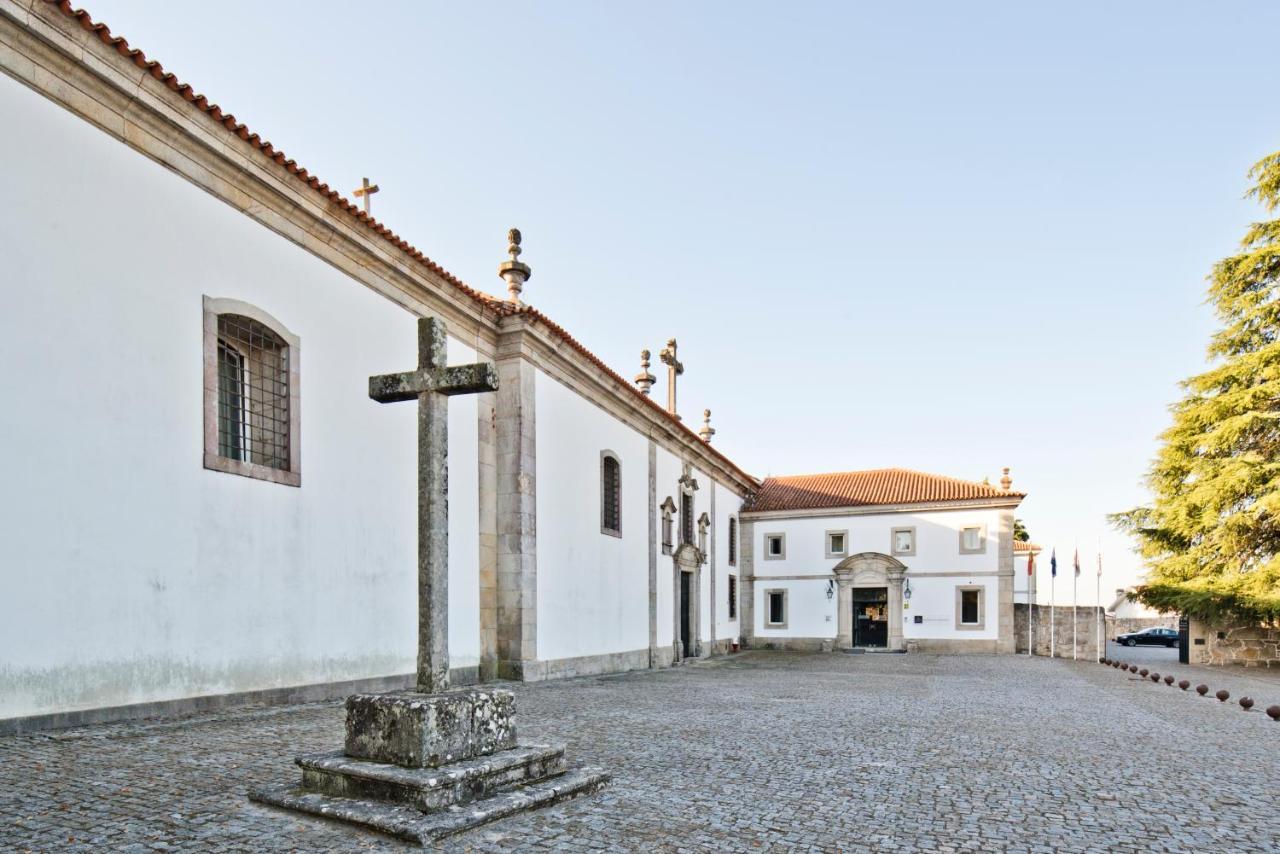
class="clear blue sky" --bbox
[86,0,1280,601]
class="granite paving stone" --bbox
[1,652,1277,851]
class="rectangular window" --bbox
[765,589,787,628]
[956,586,984,630]
[891,526,916,557]
[728,575,738,620]
[825,530,848,559]
[662,513,673,555]
[764,533,785,560]
[600,453,621,537]
[680,492,694,545]
[728,518,737,566]
[959,526,985,554]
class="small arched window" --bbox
[203,297,300,486]
[660,497,676,555]
[600,451,621,537]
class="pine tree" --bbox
[1113,150,1280,623]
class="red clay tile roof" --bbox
[745,468,1025,512]
[43,1,757,488]
[1013,541,1042,553]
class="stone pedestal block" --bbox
[344,688,516,769]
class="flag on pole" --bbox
[1050,548,1057,577]
[1028,550,1035,576]
[1097,549,1103,577]
[1073,547,1081,577]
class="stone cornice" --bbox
[740,496,1024,521]
[497,315,758,495]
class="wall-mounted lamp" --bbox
[826,579,835,600]
[903,578,913,601]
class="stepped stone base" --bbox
[250,687,609,845]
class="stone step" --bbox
[250,765,611,845]
[296,743,566,812]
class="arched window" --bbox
[660,497,676,555]
[203,297,300,486]
[728,517,738,566]
[600,451,621,537]
[697,512,710,559]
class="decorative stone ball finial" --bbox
[498,227,532,304]
[634,349,656,396]
[698,409,716,444]
[1000,467,1012,490]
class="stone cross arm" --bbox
[369,363,499,403]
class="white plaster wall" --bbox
[653,444,684,648]
[755,580,836,639]
[0,76,482,720]
[533,371,650,661]
[902,577,997,641]
[713,480,742,641]
[749,507,1004,641]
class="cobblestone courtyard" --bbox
[3,652,1278,852]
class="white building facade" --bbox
[0,1,1024,731]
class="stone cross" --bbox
[369,317,498,693]
[658,338,683,420]
[354,176,380,214]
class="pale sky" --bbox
[82,1,1280,601]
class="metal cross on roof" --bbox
[368,317,499,693]
[353,176,380,215]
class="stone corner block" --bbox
[344,688,517,769]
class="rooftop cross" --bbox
[658,338,683,421]
[353,176,380,215]
[368,317,499,693]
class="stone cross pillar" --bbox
[369,317,499,693]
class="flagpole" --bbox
[1027,554,1034,656]
[1050,573,1055,659]
[1096,543,1103,663]
[1072,545,1079,661]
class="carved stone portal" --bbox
[833,552,907,652]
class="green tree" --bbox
[1013,518,1030,542]
[1112,150,1280,623]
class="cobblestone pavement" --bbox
[3,652,1278,852]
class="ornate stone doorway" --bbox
[673,543,702,659]
[833,553,906,652]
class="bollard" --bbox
[1150,672,1161,682]
[1130,665,1140,674]
[1196,684,1209,696]
[1139,668,1149,677]
[1267,705,1280,721]
[1178,680,1190,690]
[1239,697,1254,711]
[1164,675,1174,686]
[1216,689,1230,702]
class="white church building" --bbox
[0,1,1027,731]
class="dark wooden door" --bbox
[680,571,693,657]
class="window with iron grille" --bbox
[728,574,737,620]
[600,452,621,536]
[217,314,290,470]
[728,517,737,565]
[203,297,300,486]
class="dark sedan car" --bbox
[1115,627,1179,647]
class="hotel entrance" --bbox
[852,586,889,648]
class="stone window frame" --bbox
[825,529,849,560]
[727,516,738,566]
[955,585,985,630]
[763,588,788,629]
[660,496,677,556]
[600,450,622,538]
[959,524,987,555]
[891,526,917,557]
[202,296,301,487]
[763,532,786,560]
[697,512,710,560]
[727,574,738,620]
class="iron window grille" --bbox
[601,454,621,536]
[216,314,290,471]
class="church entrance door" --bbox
[853,587,889,648]
[679,570,694,658]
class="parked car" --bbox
[1115,627,1179,647]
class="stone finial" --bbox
[698,409,716,443]
[498,227,532,303]
[1000,467,1012,490]
[635,349,656,395]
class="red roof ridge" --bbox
[763,466,1019,492]
[42,1,758,487]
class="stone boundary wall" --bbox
[1188,619,1280,669]
[1014,604,1106,660]
[1112,616,1177,635]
